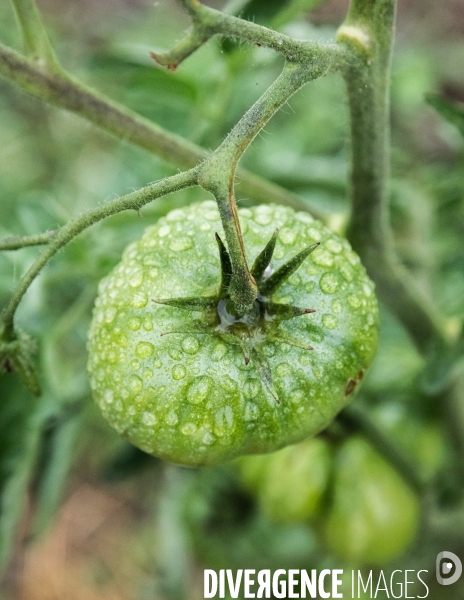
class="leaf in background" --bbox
[426,93,464,138]
[0,379,49,574]
[30,406,84,538]
[271,0,327,30]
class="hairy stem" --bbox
[198,55,337,312]
[339,0,446,352]
[0,43,311,215]
[0,231,56,251]
[10,0,59,71]
[154,0,336,68]
[1,170,197,341]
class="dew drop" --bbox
[129,374,143,393]
[289,389,305,404]
[166,410,178,426]
[187,376,212,404]
[212,342,227,361]
[169,237,194,252]
[135,341,155,358]
[182,337,199,355]
[158,225,171,237]
[142,412,157,426]
[326,239,343,254]
[319,272,340,294]
[279,227,297,245]
[143,315,153,331]
[128,318,141,331]
[305,280,316,293]
[142,368,154,379]
[131,292,148,309]
[312,249,334,267]
[130,359,141,370]
[202,432,215,445]
[308,228,322,242]
[276,362,291,377]
[244,402,259,421]
[129,270,143,288]
[172,364,186,380]
[214,406,234,436]
[244,379,261,399]
[104,390,114,404]
[204,209,219,221]
[322,313,338,330]
[331,299,342,314]
[143,252,167,267]
[255,207,273,225]
[181,422,197,435]
[105,307,117,323]
[348,295,362,308]
[220,375,238,393]
[169,348,182,361]
[340,263,354,281]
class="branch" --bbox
[0,43,313,217]
[339,405,426,495]
[10,0,59,71]
[1,169,197,341]
[0,231,55,251]
[197,53,338,312]
[152,0,341,69]
[338,0,448,353]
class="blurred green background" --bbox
[0,0,463,598]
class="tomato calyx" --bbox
[153,231,320,404]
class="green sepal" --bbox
[153,297,216,311]
[250,229,278,284]
[249,346,280,404]
[215,233,233,298]
[262,302,315,321]
[267,330,314,351]
[219,332,251,365]
[259,242,320,297]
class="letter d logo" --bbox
[436,551,462,585]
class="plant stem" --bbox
[198,56,337,312]
[10,0,60,71]
[339,0,446,353]
[0,231,55,251]
[156,0,337,68]
[1,170,197,341]
[339,405,425,494]
[0,43,311,216]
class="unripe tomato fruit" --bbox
[322,436,420,565]
[236,437,332,522]
[87,202,378,466]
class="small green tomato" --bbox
[236,437,332,522]
[322,436,421,565]
[87,202,378,465]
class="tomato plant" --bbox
[0,0,463,595]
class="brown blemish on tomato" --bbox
[344,369,365,400]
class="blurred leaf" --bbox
[30,406,84,538]
[0,379,51,573]
[271,0,327,29]
[426,93,464,138]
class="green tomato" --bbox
[322,436,420,565]
[87,201,378,466]
[236,437,332,522]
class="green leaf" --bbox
[426,93,464,138]
[0,379,47,573]
[30,407,84,538]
